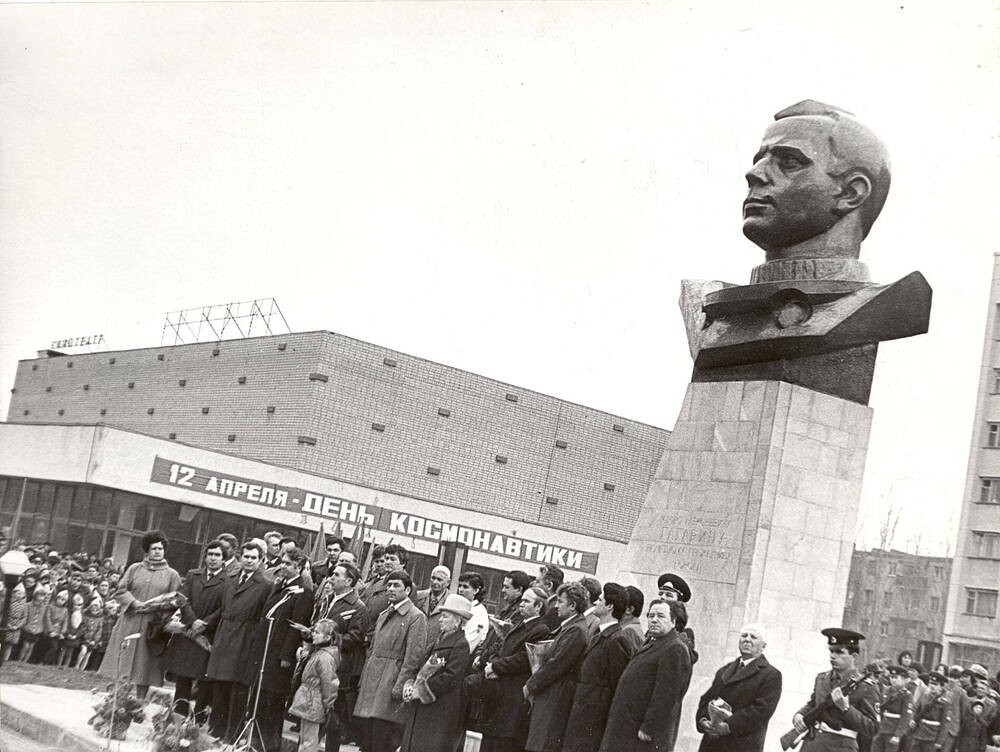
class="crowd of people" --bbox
[6,531,1000,752]
[0,546,122,669]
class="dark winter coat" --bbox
[243,576,314,693]
[694,654,782,752]
[598,629,692,752]
[481,615,552,743]
[398,628,472,752]
[163,567,227,679]
[205,569,272,684]
[524,613,588,752]
[562,622,635,752]
[317,588,368,682]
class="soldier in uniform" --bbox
[908,671,950,752]
[871,664,913,752]
[791,627,880,751]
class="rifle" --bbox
[779,665,878,750]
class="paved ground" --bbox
[0,727,62,752]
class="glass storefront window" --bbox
[36,483,55,516]
[70,487,91,522]
[20,481,39,516]
[91,489,111,527]
[53,484,74,520]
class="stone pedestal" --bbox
[620,380,872,751]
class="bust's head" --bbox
[742,100,890,259]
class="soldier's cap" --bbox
[885,664,908,677]
[968,664,990,680]
[971,698,985,707]
[656,573,691,602]
[820,627,865,649]
[927,671,948,685]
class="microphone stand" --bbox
[231,589,293,752]
[107,632,142,752]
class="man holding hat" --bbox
[910,671,951,752]
[791,627,879,751]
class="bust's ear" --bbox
[836,171,872,215]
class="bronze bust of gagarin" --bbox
[681,100,931,404]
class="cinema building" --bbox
[0,331,669,602]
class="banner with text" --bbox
[150,456,599,573]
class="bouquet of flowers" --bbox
[88,683,146,740]
[707,698,733,726]
[488,616,515,643]
[148,706,214,752]
[525,640,554,674]
[163,614,213,652]
[403,653,446,704]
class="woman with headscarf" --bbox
[398,594,474,752]
[99,530,182,699]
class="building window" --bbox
[934,565,944,579]
[909,590,922,610]
[981,478,1000,504]
[227,434,236,442]
[308,373,328,383]
[266,406,276,414]
[993,369,1000,394]
[603,482,616,491]
[545,496,558,505]
[383,357,397,368]
[882,591,892,607]
[972,531,1000,558]
[879,621,888,637]
[427,466,440,476]
[965,588,998,617]
[888,561,898,576]
[930,596,941,612]
[202,407,210,415]
[989,424,1000,448]
[505,393,518,403]
[157,354,165,361]
[277,343,287,351]
[371,423,385,433]
[555,439,568,449]
[437,408,451,418]
[864,589,873,605]
[179,380,186,387]
[495,455,508,464]
[237,376,247,385]
[866,559,876,574]
[613,424,625,433]
[297,436,317,446]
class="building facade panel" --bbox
[944,254,1000,666]
[7,330,668,543]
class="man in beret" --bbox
[791,628,879,751]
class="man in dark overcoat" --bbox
[248,548,314,752]
[562,583,636,752]
[695,622,782,752]
[163,538,228,720]
[524,582,590,752]
[481,585,551,752]
[599,599,692,752]
[204,541,272,742]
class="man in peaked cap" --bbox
[790,627,879,752]
[657,573,698,661]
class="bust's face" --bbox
[743,117,843,252]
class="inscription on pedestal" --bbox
[629,507,744,583]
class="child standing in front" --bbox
[19,586,49,662]
[289,619,340,752]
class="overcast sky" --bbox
[1,0,997,555]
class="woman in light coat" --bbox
[99,530,182,698]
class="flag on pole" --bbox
[310,521,327,565]
[349,517,368,574]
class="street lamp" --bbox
[0,549,30,670]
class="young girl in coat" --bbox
[40,588,69,664]
[79,596,105,670]
[290,618,340,752]
[18,586,49,662]
[1,583,28,662]
[60,592,86,666]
